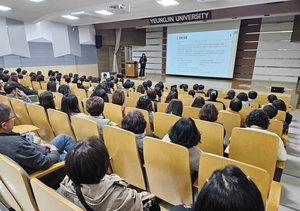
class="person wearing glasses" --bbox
[0,103,76,175]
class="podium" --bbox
[125,60,138,77]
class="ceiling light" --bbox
[0,5,11,11]
[30,0,44,2]
[61,15,79,20]
[95,10,113,15]
[156,0,179,6]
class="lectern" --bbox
[125,60,138,77]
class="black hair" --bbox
[4,82,18,94]
[36,75,45,82]
[182,84,188,92]
[188,90,195,98]
[246,109,269,129]
[165,99,183,117]
[267,94,277,103]
[147,80,152,88]
[137,85,145,94]
[39,91,55,110]
[147,89,157,101]
[237,92,248,101]
[205,88,213,97]
[121,110,146,134]
[65,137,109,184]
[90,88,108,102]
[193,165,264,211]
[209,89,218,101]
[225,90,235,99]
[49,76,56,82]
[48,70,53,77]
[192,96,205,108]
[165,91,178,103]
[193,84,199,91]
[198,84,205,90]
[47,81,57,92]
[272,99,287,111]
[61,93,81,119]
[0,103,11,124]
[248,91,258,100]
[16,68,21,74]
[262,105,278,119]
[169,118,201,148]
[229,98,242,112]
[65,77,71,83]
[58,84,69,95]
[136,96,153,112]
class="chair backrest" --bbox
[124,97,134,107]
[24,80,33,88]
[217,98,231,109]
[40,82,47,90]
[182,106,200,119]
[0,154,39,211]
[76,96,84,113]
[31,178,84,211]
[181,98,194,106]
[229,128,278,187]
[194,119,224,156]
[52,92,63,110]
[107,93,112,103]
[268,119,283,137]
[240,106,252,118]
[143,137,193,205]
[274,110,286,121]
[153,112,181,139]
[74,88,87,99]
[128,92,141,105]
[206,101,224,111]
[82,98,89,115]
[87,90,93,98]
[250,101,259,109]
[71,115,100,141]
[160,95,167,103]
[198,153,270,205]
[103,103,123,126]
[31,81,41,90]
[27,103,55,142]
[125,107,152,134]
[102,125,146,190]
[217,111,241,143]
[0,95,21,125]
[47,109,76,141]
[10,98,33,125]
[68,83,77,94]
[157,102,168,113]
[38,89,46,96]
[0,179,22,211]
[178,94,190,99]
[82,81,90,88]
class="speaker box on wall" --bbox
[95,35,102,48]
[271,86,285,93]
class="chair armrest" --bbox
[276,160,285,170]
[30,161,65,179]
[266,181,281,211]
[13,125,39,134]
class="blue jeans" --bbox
[49,134,76,161]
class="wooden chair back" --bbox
[10,98,33,125]
[82,98,89,115]
[82,81,90,88]
[47,109,76,141]
[181,98,194,106]
[103,103,123,126]
[198,153,270,205]
[143,137,193,205]
[125,107,152,134]
[153,112,181,139]
[0,179,22,211]
[52,92,63,110]
[178,94,190,99]
[68,83,77,94]
[27,103,55,142]
[31,81,41,90]
[87,90,93,98]
[268,119,283,137]
[274,110,286,121]
[217,98,231,109]
[240,106,252,119]
[24,80,33,89]
[128,92,141,105]
[205,101,224,111]
[250,101,259,109]
[217,111,241,143]
[157,102,168,113]
[107,93,112,103]
[124,97,134,107]
[0,154,38,211]
[71,115,100,141]
[194,119,224,156]
[182,106,200,119]
[38,89,46,96]
[160,95,167,103]
[102,125,146,190]
[74,88,87,99]
[229,128,279,187]
[40,82,47,90]
[0,95,20,125]
[31,178,84,211]
[76,96,84,113]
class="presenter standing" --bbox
[139,53,147,78]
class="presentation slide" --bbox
[166,29,239,78]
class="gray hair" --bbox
[0,103,11,123]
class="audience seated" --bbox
[39,91,56,111]
[165,99,183,117]
[58,84,69,95]
[0,103,76,174]
[224,89,235,99]
[206,89,226,110]
[162,118,202,174]
[226,98,246,127]
[90,88,108,102]
[191,96,205,108]
[188,90,195,98]
[171,165,264,211]
[199,103,218,123]
[267,94,277,104]
[47,81,57,92]
[0,82,6,96]
[248,90,258,102]
[4,81,32,103]
[136,96,154,131]
[237,92,250,106]
[112,90,126,116]
[137,84,146,94]
[9,75,38,95]
[61,93,83,120]
[165,91,178,103]
[147,89,159,112]
[272,99,293,125]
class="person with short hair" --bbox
[139,53,147,78]
[136,84,145,94]
[188,90,195,98]
[224,89,235,99]
[267,94,277,104]
[206,89,226,109]
[272,99,292,125]
[198,84,205,94]
[147,89,159,112]
[58,84,69,95]
[165,99,183,117]
[262,105,278,119]
[8,75,38,95]
[171,165,265,211]
[226,98,246,127]
[136,96,154,131]
[237,92,250,106]
[78,96,114,139]
[199,103,218,122]
[0,103,76,175]
[248,90,258,102]
[192,96,205,108]
[47,81,58,92]
[4,81,32,103]
[163,118,202,173]
[112,90,126,116]
[165,91,178,103]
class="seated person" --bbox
[4,81,32,103]
[272,99,293,125]
[191,96,205,108]
[188,90,195,98]
[205,89,226,110]
[171,165,264,211]
[248,90,258,102]
[197,84,205,94]
[224,89,235,99]
[136,96,154,131]
[263,105,287,134]
[237,92,250,106]
[147,89,159,112]
[78,96,114,139]
[61,93,84,120]
[47,80,58,92]
[58,84,69,95]
[0,103,76,174]
[136,84,146,94]
[8,75,38,95]
[0,82,6,96]
[165,99,183,117]
[39,91,56,111]
[60,137,159,211]
[225,98,246,127]
[112,90,126,117]
[267,94,277,105]
[162,118,202,174]
[165,91,178,103]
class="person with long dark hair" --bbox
[139,53,147,78]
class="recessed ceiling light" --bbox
[95,10,113,15]
[30,0,44,2]
[61,15,79,20]
[0,5,11,11]
[156,0,179,6]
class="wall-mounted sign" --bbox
[148,10,211,25]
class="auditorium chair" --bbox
[87,90,93,98]
[102,125,147,190]
[68,83,77,94]
[124,97,134,107]
[76,96,84,113]
[250,101,259,109]
[38,89,46,96]
[52,92,63,110]
[268,119,283,138]
[194,119,224,156]
[182,106,200,119]
[31,81,41,90]
[178,93,191,99]
[240,106,253,118]
[74,87,87,99]
[217,111,241,143]
[274,110,286,122]
[24,80,33,89]
[217,98,231,109]
[0,179,22,211]
[107,93,112,103]
[128,92,142,105]
[82,98,89,115]
[181,98,194,106]
[40,82,47,90]
[153,112,181,139]
[157,102,168,113]
[143,136,193,205]
[125,107,152,134]
[10,98,34,125]
[82,81,90,89]
[0,95,20,125]
[71,115,100,141]
[103,103,123,126]
[205,101,224,111]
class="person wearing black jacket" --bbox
[139,53,147,78]
[8,75,38,95]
